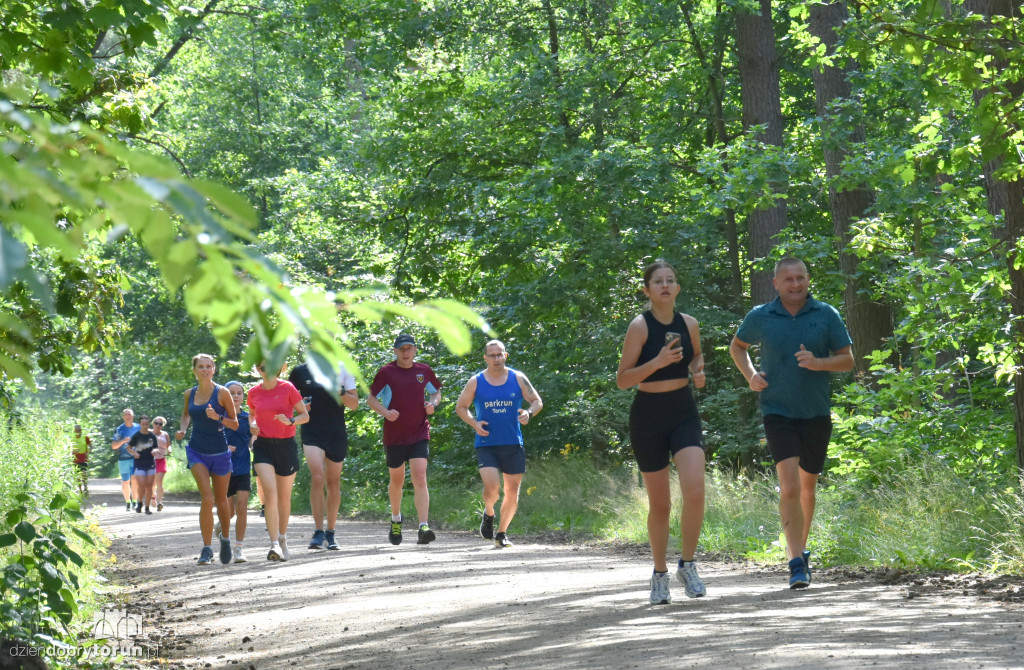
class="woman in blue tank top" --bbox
[616,260,708,604]
[175,353,239,566]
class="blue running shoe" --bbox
[197,546,214,565]
[218,534,232,564]
[308,529,326,549]
[325,530,339,550]
[789,556,810,589]
[802,550,812,582]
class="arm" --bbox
[366,393,399,422]
[685,315,705,390]
[455,377,489,436]
[340,388,358,411]
[516,372,543,425]
[729,336,768,391]
[616,316,682,389]
[424,388,441,416]
[794,344,854,372]
[212,386,240,430]
[175,390,190,441]
[111,429,129,451]
[279,398,310,426]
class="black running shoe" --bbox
[388,519,403,545]
[480,513,495,540]
[135,502,142,513]
[417,524,436,545]
[494,532,512,548]
[126,501,132,511]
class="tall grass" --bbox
[0,412,109,661]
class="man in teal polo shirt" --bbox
[729,257,853,589]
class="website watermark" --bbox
[8,607,161,661]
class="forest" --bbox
[2,0,1024,563]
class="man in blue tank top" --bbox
[455,340,543,548]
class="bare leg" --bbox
[674,447,706,561]
[640,466,672,573]
[324,459,344,531]
[275,473,296,538]
[799,468,819,551]
[304,445,327,530]
[212,472,231,539]
[776,457,805,559]
[254,463,279,542]
[479,467,500,516]
[190,464,215,545]
[408,458,430,524]
[497,473,523,534]
[155,471,165,504]
[234,490,249,542]
[388,465,406,518]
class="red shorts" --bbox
[155,458,168,474]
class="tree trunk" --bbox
[964,0,1024,471]
[735,0,787,305]
[807,1,894,379]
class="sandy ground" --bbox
[88,479,1024,670]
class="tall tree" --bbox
[735,0,788,304]
[807,1,894,377]
[963,0,1024,469]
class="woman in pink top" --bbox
[249,360,309,561]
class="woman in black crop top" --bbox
[616,260,708,604]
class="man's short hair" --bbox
[122,408,134,416]
[484,339,506,352]
[774,257,807,275]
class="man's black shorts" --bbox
[227,474,251,496]
[763,414,833,475]
[385,440,429,469]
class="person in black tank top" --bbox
[616,260,708,604]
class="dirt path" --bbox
[89,479,1024,670]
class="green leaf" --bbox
[0,534,17,549]
[13,521,36,543]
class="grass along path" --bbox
[89,478,1024,670]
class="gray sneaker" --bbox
[676,561,706,598]
[232,546,247,563]
[649,570,671,605]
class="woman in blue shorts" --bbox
[175,353,239,566]
[616,260,708,605]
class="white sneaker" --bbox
[232,546,247,563]
[649,570,671,605]
[278,536,290,561]
[676,561,706,598]
[267,542,282,561]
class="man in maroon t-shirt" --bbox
[368,333,442,546]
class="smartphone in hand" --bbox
[665,331,681,348]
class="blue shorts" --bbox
[133,466,156,478]
[186,447,232,477]
[117,459,135,481]
[475,444,527,475]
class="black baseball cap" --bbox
[393,333,416,348]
